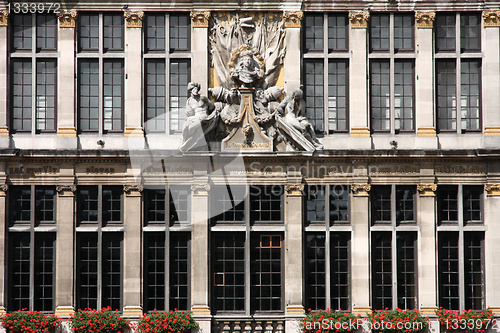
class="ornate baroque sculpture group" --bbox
[179,13,322,152]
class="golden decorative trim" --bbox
[190,11,210,28]
[57,127,77,137]
[488,307,500,315]
[483,11,500,27]
[415,12,436,29]
[352,307,371,315]
[350,127,370,137]
[228,45,265,88]
[123,306,143,316]
[0,306,5,315]
[124,127,145,137]
[0,10,9,27]
[0,126,9,136]
[192,184,211,196]
[351,184,371,196]
[417,127,436,137]
[56,185,77,195]
[191,305,211,315]
[283,11,303,28]
[484,127,500,136]
[285,184,304,196]
[124,185,144,196]
[349,11,370,29]
[124,11,144,28]
[420,307,438,315]
[55,306,74,317]
[286,305,305,315]
[417,184,437,197]
[57,10,77,28]
[485,184,500,196]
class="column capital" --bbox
[282,11,303,28]
[417,184,437,197]
[0,10,9,27]
[415,11,436,29]
[56,185,76,196]
[57,10,77,28]
[124,184,143,196]
[124,11,144,28]
[0,184,8,197]
[190,11,210,28]
[351,184,370,196]
[485,184,500,196]
[191,184,211,196]
[483,10,500,27]
[349,11,370,29]
[285,184,304,196]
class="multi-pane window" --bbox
[8,186,56,311]
[303,14,349,133]
[210,186,284,314]
[143,187,191,312]
[9,14,58,133]
[370,185,417,309]
[437,185,485,310]
[369,13,415,133]
[144,13,191,133]
[435,13,482,132]
[76,186,123,310]
[77,13,124,133]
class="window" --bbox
[77,13,124,133]
[437,185,485,310]
[369,13,415,133]
[303,13,349,133]
[210,186,284,314]
[8,186,56,311]
[9,14,57,133]
[76,186,123,310]
[144,13,191,133]
[435,13,481,133]
[143,187,191,312]
[371,185,416,225]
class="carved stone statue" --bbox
[209,86,241,124]
[230,50,263,88]
[179,82,219,151]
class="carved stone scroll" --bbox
[124,11,144,28]
[351,184,371,196]
[124,185,144,196]
[415,12,436,29]
[0,10,9,27]
[57,10,77,28]
[283,11,303,28]
[192,184,211,196]
[485,184,500,196]
[56,185,77,194]
[483,11,500,27]
[349,11,370,29]
[285,184,304,196]
[190,11,210,28]
[417,184,437,197]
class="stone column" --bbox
[54,185,76,316]
[284,184,304,332]
[122,185,143,316]
[484,184,500,314]
[415,12,438,148]
[348,12,371,146]
[283,11,303,92]
[0,184,8,314]
[482,11,500,146]
[416,184,438,315]
[350,184,371,314]
[190,11,210,94]
[124,12,145,138]
[191,184,211,332]
[56,11,78,139]
[0,11,9,147]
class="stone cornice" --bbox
[190,11,210,28]
[417,184,437,197]
[349,11,370,29]
[415,11,436,29]
[283,11,303,28]
[483,10,500,27]
[57,10,78,28]
[124,11,144,28]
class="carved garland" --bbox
[483,11,500,27]
[417,184,437,196]
[0,9,9,27]
[190,11,210,28]
[282,11,303,28]
[124,11,144,28]
[285,184,304,196]
[351,184,371,196]
[349,11,370,29]
[57,10,78,28]
[415,12,436,29]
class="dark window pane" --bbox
[170,14,190,52]
[396,186,415,224]
[371,186,391,224]
[250,185,283,223]
[145,60,166,132]
[8,233,31,311]
[438,232,459,310]
[35,186,56,224]
[146,14,166,51]
[103,60,123,132]
[436,60,457,131]
[169,60,190,133]
[394,60,414,131]
[305,185,325,224]
[394,14,414,51]
[79,13,99,51]
[170,232,190,310]
[328,14,348,51]
[436,14,456,52]
[34,233,56,311]
[12,15,32,51]
[144,233,166,312]
[371,232,392,310]
[36,60,57,131]
[10,186,31,225]
[437,186,459,225]
[328,61,349,132]
[211,185,247,224]
[102,186,122,225]
[78,60,99,132]
[330,185,349,223]
[305,233,326,310]
[77,233,99,310]
[370,14,390,51]
[397,232,417,310]
[78,186,99,224]
[464,232,484,310]
[103,13,123,51]
[461,60,481,131]
[11,60,32,132]
[331,232,350,310]
[461,14,481,52]
[463,186,483,224]
[145,189,166,225]
[304,60,324,132]
[102,233,122,310]
[304,14,323,52]
[370,61,391,131]
[36,14,57,50]
[170,186,190,225]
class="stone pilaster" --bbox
[485,184,500,310]
[122,185,143,317]
[190,11,210,95]
[349,12,370,144]
[191,184,210,315]
[417,184,437,313]
[124,12,145,137]
[0,185,7,314]
[415,12,437,148]
[284,184,304,315]
[0,11,9,146]
[283,11,303,92]
[56,11,77,139]
[55,185,76,316]
[350,184,370,314]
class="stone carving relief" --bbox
[179,12,322,152]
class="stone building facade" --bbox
[1,0,500,332]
